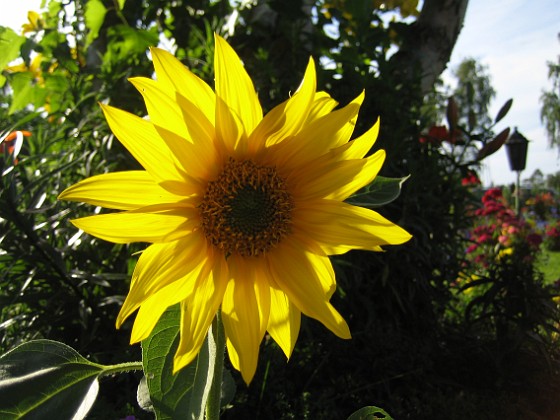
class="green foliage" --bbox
[84,0,107,47]
[0,28,26,87]
[452,58,496,132]
[540,36,560,149]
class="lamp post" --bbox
[504,128,529,216]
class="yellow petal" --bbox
[290,150,385,201]
[305,91,338,124]
[175,93,220,179]
[226,337,241,372]
[130,279,195,343]
[272,91,364,171]
[129,290,174,343]
[294,200,412,254]
[129,77,188,138]
[222,255,270,384]
[100,104,185,185]
[71,205,199,244]
[250,57,316,149]
[150,47,216,126]
[173,254,229,372]
[214,34,262,136]
[344,118,380,160]
[128,77,220,182]
[116,232,209,327]
[267,241,350,339]
[58,171,188,210]
[267,280,301,359]
[215,95,248,157]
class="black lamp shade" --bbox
[505,128,529,171]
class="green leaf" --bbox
[85,0,108,47]
[142,304,219,420]
[117,0,127,10]
[346,175,410,208]
[104,25,159,65]
[8,72,43,114]
[0,340,103,420]
[347,406,393,420]
[0,27,26,78]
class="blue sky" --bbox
[3,0,560,186]
[443,0,560,186]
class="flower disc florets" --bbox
[199,158,293,257]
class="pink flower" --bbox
[466,244,478,254]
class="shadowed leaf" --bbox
[476,127,510,160]
[494,98,513,123]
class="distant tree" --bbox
[452,57,496,132]
[523,169,545,190]
[546,171,560,191]
[540,34,560,150]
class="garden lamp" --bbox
[505,128,529,216]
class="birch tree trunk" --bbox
[391,0,469,95]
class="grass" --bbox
[538,249,560,284]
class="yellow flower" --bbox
[497,247,514,260]
[58,35,411,383]
[5,54,44,85]
[21,11,44,34]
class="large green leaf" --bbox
[0,340,103,420]
[346,175,410,208]
[141,304,214,420]
[8,72,44,114]
[141,306,235,419]
[84,0,107,47]
[0,27,26,87]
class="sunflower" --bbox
[59,34,411,384]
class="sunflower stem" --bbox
[206,312,225,420]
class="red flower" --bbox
[419,125,463,145]
[461,170,481,187]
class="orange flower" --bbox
[1,130,31,163]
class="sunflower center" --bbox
[199,158,293,257]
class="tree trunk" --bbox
[391,0,469,95]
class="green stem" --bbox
[99,361,144,378]
[205,312,226,420]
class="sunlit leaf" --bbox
[0,340,103,420]
[0,27,26,87]
[8,72,43,114]
[347,405,393,420]
[346,175,410,208]
[85,0,108,47]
